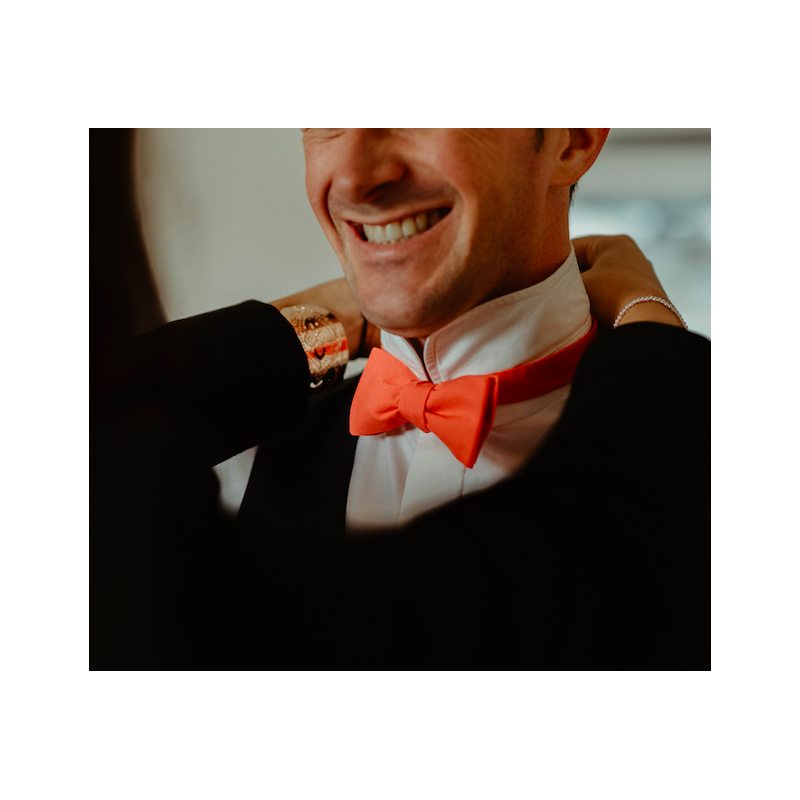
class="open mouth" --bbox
[350,207,452,245]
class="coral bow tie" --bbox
[350,319,598,468]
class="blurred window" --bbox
[571,198,711,337]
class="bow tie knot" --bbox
[397,379,435,433]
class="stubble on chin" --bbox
[338,227,475,339]
[358,272,474,340]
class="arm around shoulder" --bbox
[99,300,312,468]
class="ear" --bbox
[550,128,610,187]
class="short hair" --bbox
[533,129,578,205]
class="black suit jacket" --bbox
[91,301,710,669]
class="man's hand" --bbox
[573,235,685,330]
[270,278,382,358]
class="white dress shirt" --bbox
[345,247,592,532]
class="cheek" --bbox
[304,151,335,227]
[304,171,327,225]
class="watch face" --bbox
[281,305,349,390]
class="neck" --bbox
[381,243,592,389]
[407,234,572,359]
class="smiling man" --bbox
[93,128,709,668]
[303,128,607,342]
[285,128,614,530]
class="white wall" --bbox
[135,129,341,322]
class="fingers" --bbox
[571,236,598,272]
[571,234,643,272]
[364,319,383,356]
[571,234,618,271]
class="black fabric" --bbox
[91,301,309,667]
[238,376,360,542]
[91,300,710,669]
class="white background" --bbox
[3,0,794,794]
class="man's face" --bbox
[303,129,560,339]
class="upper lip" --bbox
[342,204,452,227]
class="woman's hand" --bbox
[272,235,685,356]
[573,235,685,330]
[270,278,382,358]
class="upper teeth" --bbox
[362,209,442,244]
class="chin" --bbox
[347,255,473,339]
[361,294,459,340]
[362,307,429,339]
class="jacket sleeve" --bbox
[94,300,311,467]
[91,301,311,668]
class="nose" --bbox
[330,129,407,205]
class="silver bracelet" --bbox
[613,296,688,330]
